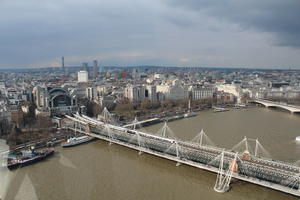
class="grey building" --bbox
[33,86,78,116]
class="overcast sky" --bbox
[0,0,299,69]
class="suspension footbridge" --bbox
[63,109,300,197]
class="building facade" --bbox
[33,86,78,116]
[191,87,214,100]
[78,71,89,83]
[124,84,158,102]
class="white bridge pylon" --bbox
[156,122,182,166]
[231,136,271,158]
[104,124,114,145]
[129,131,148,155]
[191,129,215,147]
[163,138,184,166]
[214,152,239,193]
[99,107,115,124]
[157,121,177,139]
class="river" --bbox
[1,107,300,200]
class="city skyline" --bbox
[0,0,300,69]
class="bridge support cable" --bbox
[157,122,177,139]
[191,129,216,147]
[230,137,272,158]
[231,137,247,152]
[162,139,185,166]
[245,137,249,153]
[255,139,259,157]
[206,149,227,167]
[79,114,104,126]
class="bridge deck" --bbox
[122,118,161,128]
[252,99,300,112]
[65,115,300,197]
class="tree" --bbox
[86,100,102,117]
[0,119,12,138]
[23,102,36,126]
[140,100,152,110]
[114,103,134,113]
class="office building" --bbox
[78,71,89,83]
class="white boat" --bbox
[184,112,197,118]
[184,100,197,118]
[296,136,300,141]
[213,107,230,113]
[235,104,246,109]
[62,136,95,147]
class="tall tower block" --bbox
[62,56,65,74]
[93,60,99,79]
[82,62,88,71]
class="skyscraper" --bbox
[93,60,99,79]
[132,68,139,79]
[82,62,88,71]
[62,56,65,74]
[99,63,104,74]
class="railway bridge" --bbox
[63,110,300,197]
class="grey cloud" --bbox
[0,0,161,67]
[0,0,299,68]
[165,0,300,48]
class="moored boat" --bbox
[5,148,54,170]
[183,112,197,118]
[62,136,95,147]
[235,104,247,109]
[213,107,230,113]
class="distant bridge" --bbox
[123,118,161,128]
[251,99,300,113]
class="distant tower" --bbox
[99,63,104,75]
[93,60,99,79]
[82,62,88,71]
[132,68,138,79]
[62,56,65,74]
